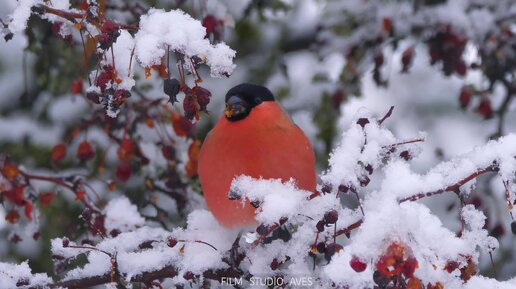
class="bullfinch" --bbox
[198,83,316,228]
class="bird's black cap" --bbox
[224,83,275,121]
[225,83,275,104]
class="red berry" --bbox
[167,238,178,248]
[477,96,493,118]
[51,144,67,162]
[444,260,460,273]
[374,50,384,67]
[161,144,175,160]
[70,79,83,95]
[324,210,338,224]
[455,60,467,76]
[402,257,418,278]
[77,141,94,162]
[101,21,118,34]
[459,87,472,109]
[117,138,135,161]
[202,15,218,33]
[401,47,414,72]
[112,89,131,107]
[350,256,367,272]
[96,66,115,92]
[116,162,132,182]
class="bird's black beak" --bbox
[224,95,251,121]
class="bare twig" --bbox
[378,106,394,125]
[399,166,496,203]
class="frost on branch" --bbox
[135,8,236,78]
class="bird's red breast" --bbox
[198,101,316,228]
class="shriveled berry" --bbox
[81,239,94,246]
[192,86,211,112]
[228,190,241,200]
[511,221,516,235]
[164,78,180,102]
[444,260,460,273]
[350,256,367,272]
[277,227,291,242]
[324,243,342,262]
[338,185,349,194]
[249,200,260,208]
[364,164,373,175]
[256,224,268,235]
[400,150,411,161]
[316,220,325,232]
[321,184,332,194]
[359,175,370,187]
[316,242,326,253]
[62,238,70,247]
[86,90,101,104]
[183,271,194,280]
[183,93,199,120]
[373,270,389,287]
[279,216,288,225]
[138,240,154,249]
[112,89,131,107]
[356,118,370,128]
[167,238,178,248]
[324,210,338,224]
[98,33,113,49]
[270,258,279,270]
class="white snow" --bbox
[134,8,236,78]
[103,196,145,233]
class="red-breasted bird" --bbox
[198,83,316,228]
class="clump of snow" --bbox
[6,0,41,34]
[135,8,236,77]
[104,196,145,233]
[322,109,423,191]
[0,261,51,289]
[108,31,136,90]
[230,176,311,225]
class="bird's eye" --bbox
[254,97,263,105]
